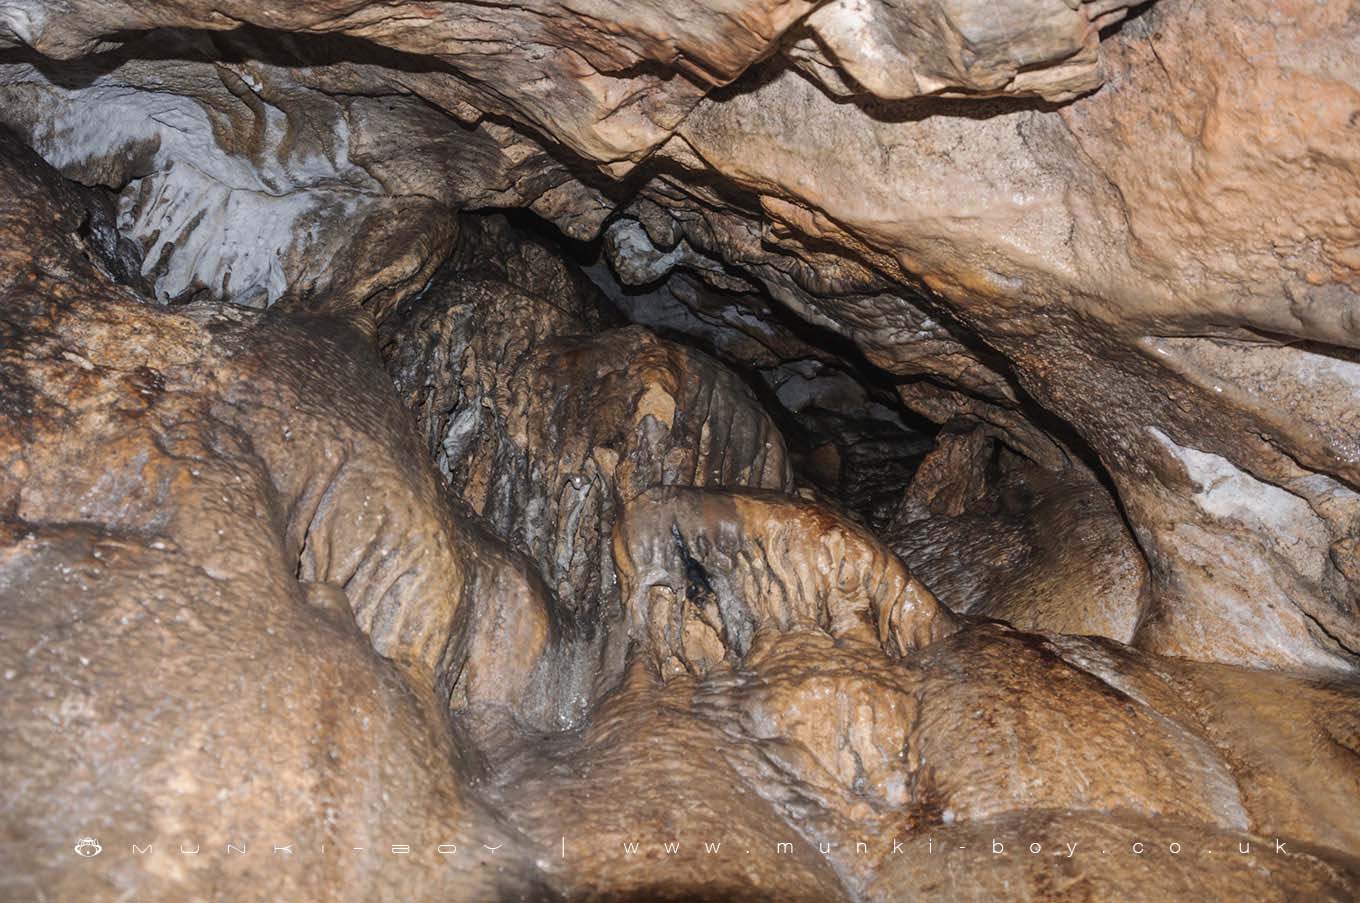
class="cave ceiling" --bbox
[2,0,1359,900]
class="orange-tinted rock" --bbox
[387,276,793,627]
[886,430,1149,642]
[4,3,1360,900]
[614,486,958,677]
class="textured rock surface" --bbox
[865,809,1360,903]
[790,0,1142,103]
[0,39,611,312]
[886,428,1149,641]
[614,486,959,675]
[615,0,1360,671]
[0,0,1141,167]
[385,268,793,627]
[4,0,1360,899]
[0,134,542,900]
[486,619,1360,901]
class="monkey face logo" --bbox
[73,837,102,858]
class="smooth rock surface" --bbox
[3,1,1360,899]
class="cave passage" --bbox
[2,2,1359,901]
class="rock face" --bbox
[614,486,959,674]
[629,0,1360,672]
[791,0,1141,102]
[387,300,793,625]
[885,428,1150,642]
[0,133,543,901]
[3,0,1360,900]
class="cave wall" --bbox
[3,0,1355,672]
[4,2,1360,900]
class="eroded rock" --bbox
[4,1,1360,900]
[614,486,959,676]
[886,428,1149,642]
[386,275,794,626]
[0,138,544,898]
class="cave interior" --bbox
[2,1,1359,901]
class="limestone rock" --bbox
[794,0,1141,103]
[646,0,1360,671]
[886,429,1149,642]
[614,486,959,675]
[0,140,543,900]
[4,2,1360,900]
[387,280,794,626]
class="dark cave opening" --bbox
[455,206,943,532]
[6,4,1360,901]
[30,108,1144,643]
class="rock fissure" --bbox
[4,2,1360,900]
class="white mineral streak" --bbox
[8,69,378,305]
[1149,427,1330,584]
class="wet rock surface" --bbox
[3,0,1360,899]
[885,428,1149,642]
[0,136,540,901]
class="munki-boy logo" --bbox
[73,837,102,857]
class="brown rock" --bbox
[614,486,959,676]
[4,3,1360,901]
[387,279,794,626]
[645,0,1360,671]
[0,137,545,900]
[886,429,1150,642]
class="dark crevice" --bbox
[427,206,943,530]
